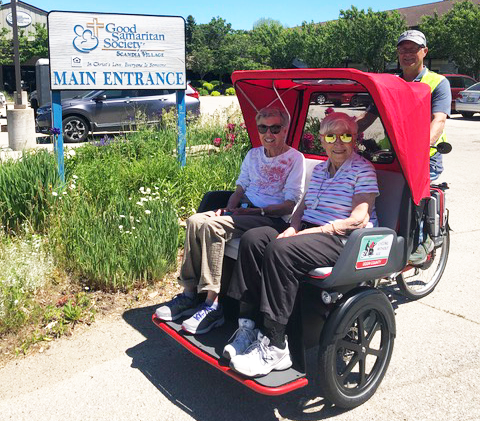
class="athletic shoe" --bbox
[229,332,292,377]
[181,303,225,334]
[222,318,258,360]
[409,235,435,265]
[154,293,196,321]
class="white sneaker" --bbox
[229,332,292,377]
[222,318,258,360]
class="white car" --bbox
[455,82,480,118]
[0,92,6,117]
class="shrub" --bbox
[209,80,220,87]
[210,91,221,96]
[198,87,209,96]
[225,87,236,96]
[202,82,214,91]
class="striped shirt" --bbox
[302,152,379,227]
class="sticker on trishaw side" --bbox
[47,11,186,90]
[355,234,394,270]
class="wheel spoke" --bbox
[339,339,362,354]
[358,357,367,386]
[365,320,380,346]
[338,353,359,379]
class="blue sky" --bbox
[28,0,434,30]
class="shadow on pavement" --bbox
[123,304,350,421]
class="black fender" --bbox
[319,287,396,347]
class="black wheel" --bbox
[460,112,474,118]
[350,95,360,107]
[396,228,450,300]
[318,290,395,409]
[333,101,342,107]
[63,116,89,142]
[316,94,326,105]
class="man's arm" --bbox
[430,112,448,146]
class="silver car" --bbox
[455,82,480,118]
[36,85,201,142]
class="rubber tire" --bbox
[460,112,474,118]
[63,116,89,143]
[333,101,342,107]
[318,291,395,409]
[396,228,449,300]
[350,95,360,107]
[316,94,326,105]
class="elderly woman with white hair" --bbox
[155,106,305,336]
[223,111,380,377]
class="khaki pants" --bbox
[179,211,288,294]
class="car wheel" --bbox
[316,94,326,105]
[63,116,89,142]
[333,101,342,107]
[460,112,474,118]
[350,95,360,107]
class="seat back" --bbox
[375,170,406,231]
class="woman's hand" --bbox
[215,208,233,216]
[277,227,298,239]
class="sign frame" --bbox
[47,11,186,91]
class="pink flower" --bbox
[213,137,222,147]
[325,107,334,115]
[240,122,246,130]
[302,132,315,149]
[227,133,236,143]
[226,123,236,132]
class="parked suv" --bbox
[443,74,477,112]
[36,85,200,142]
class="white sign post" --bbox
[47,11,187,177]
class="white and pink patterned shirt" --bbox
[236,146,305,212]
[302,152,379,227]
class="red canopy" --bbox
[231,68,431,205]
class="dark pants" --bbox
[228,225,345,325]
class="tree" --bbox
[0,23,48,65]
[332,7,406,72]
[185,15,196,55]
[421,1,480,78]
[251,21,301,68]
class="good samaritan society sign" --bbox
[48,12,186,90]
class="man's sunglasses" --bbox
[397,46,423,54]
[323,133,354,143]
[257,124,283,134]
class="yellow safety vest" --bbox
[419,69,448,157]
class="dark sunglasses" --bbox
[257,124,283,134]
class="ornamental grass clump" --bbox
[0,150,59,233]
[50,178,180,291]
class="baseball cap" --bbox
[397,30,427,47]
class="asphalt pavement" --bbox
[0,110,479,421]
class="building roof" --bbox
[392,0,480,28]
[0,1,48,15]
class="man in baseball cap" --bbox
[396,29,451,264]
[396,29,450,181]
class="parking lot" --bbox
[0,107,479,421]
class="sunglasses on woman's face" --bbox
[323,133,354,143]
[257,124,283,134]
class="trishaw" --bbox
[153,68,450,409]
